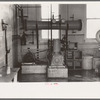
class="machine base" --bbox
[47,66,68,78]
[22,64,47,74]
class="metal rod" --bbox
[35,4,39,60]
[48,19,50,49]
[59,15,61,40]
[5,27,8,67]
[50,4,52,53]
[21,9,24,29]
[36,24,39,59]
[32,30,34,44]
[65,24,68,67]
[51,18,52,53]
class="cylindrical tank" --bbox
[82,56,93,70]
[27,19,82,31]
[53,39,61,53]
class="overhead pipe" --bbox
[26,19,82,31]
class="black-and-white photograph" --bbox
[1,2,100,82]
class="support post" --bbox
[36,24,39,59]
[48,19,50,49]
[5,27,8,67]
[65,24,68,67]
[21,8,24,29]
[51,18,52,53]
[32,30,34,44]
[59,15,61,40]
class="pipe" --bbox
[51,19,52,53]
[5,28,8,66]
[36,24,39,59]
[59,15,61,40]
[27,19,82,30]
[65,24,68,67]
[32,30,34,44]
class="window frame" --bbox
[41,4,59,40]
[85,4,100,43]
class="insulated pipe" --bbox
[26,19,82,30]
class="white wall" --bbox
[0,4,15,68]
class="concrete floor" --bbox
[18,69,100,82]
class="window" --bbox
[86,4,100,39]
[41,4,51,21]
[42,30,59,39]
[41,4,59,39]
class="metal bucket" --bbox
[82,56,93,70]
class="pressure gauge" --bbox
[52,19,56,23]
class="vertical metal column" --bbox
[21,8,24,29]
[48,19,49,49]
[51,18,52,53]
[36,24,39,60]
[65,24,68,67]
[32,30,34,44]
[50,4,52,53]
[35,5,39,60]
[59,15,61,40]
[5,27,8,67]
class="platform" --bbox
[22,63,47,74]
[48,66,68,78]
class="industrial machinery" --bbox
[51,39,64,66]
[26,19,82,30]
[47,39,68,78]
[20,9,82,78]
[26,18,82,78]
